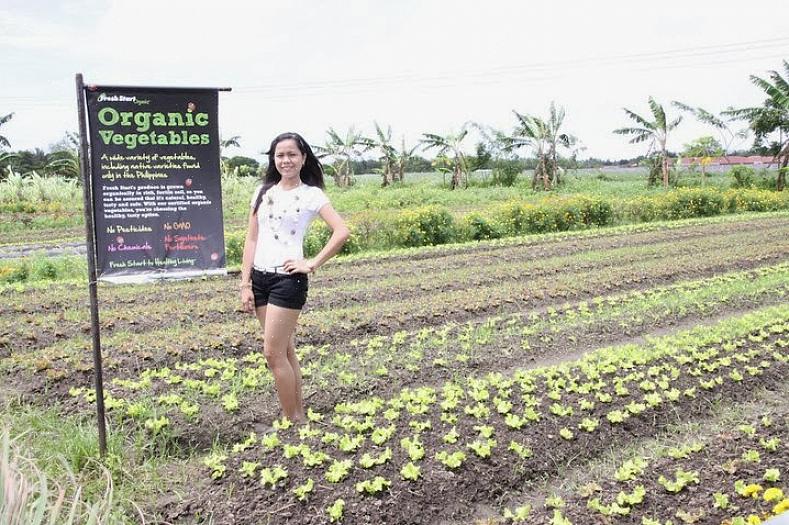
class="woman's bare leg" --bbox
[286,332,305,420]
[256,304,303,421]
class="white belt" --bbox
[254,266,290,275]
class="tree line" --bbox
[2,60,787,190]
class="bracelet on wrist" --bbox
[239,282,252,289]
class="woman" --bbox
[239,132,349,423]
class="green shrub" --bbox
[304,221,361,257]
[493,201,530,235]
[553,199,583,230]
[342,210,391,251]
[461,212,505,241]
[729,166,756,188]
[224,231,245,267]
[663,189,725,219]
[0,262,29,284]
[618,187,788,224]
[723,188,788,212]
[393,206,456,247]
[579,197,614,226]
[490,159,521,187]
[622,197,659,223]
[524,204,561,233]
[495,197,613,234]
[31,258,58,280]
[753,169,778,190]
[0,255,88,285]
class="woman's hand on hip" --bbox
[282,258,314,275]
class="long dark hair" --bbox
[252,132,325,214]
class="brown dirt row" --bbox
[3,220,785,359]
[2,214,786,317]
[162,322,788,524]
[0,237,780,406]
[314,215,789,281]
[13,284,785,453]
[2,238,783,404]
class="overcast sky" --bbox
[2,0,788,161]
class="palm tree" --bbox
[724,60,789,190]
[0,113,14,150]
[508,102,576,190]
[420,126,470,190]
[220,135,241,151]
[0,151,17,182]
[366,123,419,186]
[614,97,682,188]
[314,127,372,187]
[367,122,397,187]
[219,135,241,175]
[393,137,419,184]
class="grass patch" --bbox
[0,254,86,285]
[0,400,199,523]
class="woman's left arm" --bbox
[283,203,349,274]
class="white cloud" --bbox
[0,9,76,49]
[2,0,789,159]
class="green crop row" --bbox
[52,265,789,449]
[185,305,788,524]
[4,233,785,392]
[6,223,776,374]
[520,407,788,524]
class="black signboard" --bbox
[85,87,225,282]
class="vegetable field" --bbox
[2,212,788,524]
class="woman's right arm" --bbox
[240,209,258,313]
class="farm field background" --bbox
[0,168,766,247]
[2,169,788,284]
[1,172,788,524]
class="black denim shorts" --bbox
[251,269,309,310]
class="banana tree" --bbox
[45,131,80,180]
[315,127,373,187]
[420,126,470,190]
[220,135,241,151]
[614,97,681,188]
[724,60,789,190]
[220,135,241,175]
[0,113,13,150]
[367,122,397,186]
[394,137,419,184]
[509,102,576,190]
